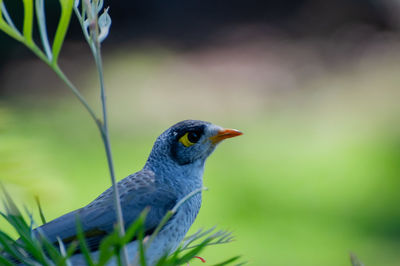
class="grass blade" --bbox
[40,235,63,264]
[145,210,173,250]
[0,20,23,41]
[147,188,206,251]
[0,1,19,32]
[52,0,74,64]
[34,196,47,225]
[75,216,95,266]
[173,239,211,265]
[35,0,52,60]
[137,227,147,266]
[211,255,241,266]
[97,231,119,266]
[0,231,22,262]
[22,0,34,44]
[58,239,78,266]
[0,256,13,266]
[57,238,68,257]
[0,198,50,265]
[1,185,21,216]
[122,208,149,245]
[181,227,216,250]
[17,231,49,265]
[181,228,235,251]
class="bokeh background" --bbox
[1,0,400,265]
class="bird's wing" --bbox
[35,170,177,251]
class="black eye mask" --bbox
[170,124,206,165]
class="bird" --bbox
[33,120,242,265]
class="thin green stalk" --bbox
[34,196,46,225]
[73,3,92,50]
[145,187,208,250]
[35,0,52,60]
[25,41,49,64]
[172,187,207,213]
[22,0,34,45]
[52,64,101,127]
[93,27,129,266]
[82,1,128,264]
[1,2,19,33]
[7,1,127,262]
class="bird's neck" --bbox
[144,157,204,197]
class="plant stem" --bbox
[95,43,129,266]
[45,46,129,266]
[25,42,49,65]
[52,64,101,127]
[86,1,129,263]
[93,46,126,237]
[24,42,100,129]
[1,2,19,32]
[1,0,128,263]
[35,0,52,60]
[56,55,128,264]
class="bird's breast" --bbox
[153,193,201,256]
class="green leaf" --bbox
[0,255,13,266]
[211,256,242,266]
[35,196,47,224]
[138,228,147,266]
[17,232,49,265]
[22,0,34,44]
[1,1,19,30]
[75,217,95,266]
[52,0,74,64]
[58,239,78,265]
[1,184,21,216]
[35,0,52,60]
[0,231,21,262]
[173,239,211,265]
[0,22,23,41]
[0,1,22,41]
[98,209,149,266]
[0,200,50,265]
[145,210,173,249]
[97,230,121,266]
[181,227,216,250]
[181,227,235,252]
[122,208,149,245]
[41,236,63,264]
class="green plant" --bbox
[0,186,240,265]
[0,0,242,265]
[1,0,125,261]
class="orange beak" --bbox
[209,128,243,144]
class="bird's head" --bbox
[146,120,242,167]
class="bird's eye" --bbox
[179,132,201,147]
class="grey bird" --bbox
[34,120,242,265]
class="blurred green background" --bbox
[2,1,400,265]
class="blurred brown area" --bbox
[0,0,398,66]
[1,0,400,97]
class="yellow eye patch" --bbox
[179,132,195,147]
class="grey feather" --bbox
[36,169,177,250]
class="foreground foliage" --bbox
[0,189,241,265]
